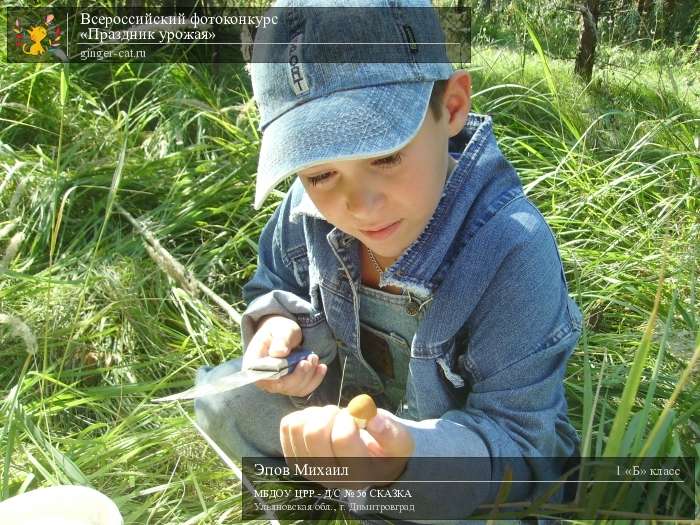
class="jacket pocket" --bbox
[336,340,385,404]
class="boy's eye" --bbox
[373,153,402,167]
[308,171,334,187]
[305,153,401,187]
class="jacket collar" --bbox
[291,113,523,296]
[290,189,326,222]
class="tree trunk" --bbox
[574,1,600,82]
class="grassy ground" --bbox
[1,21,699,525]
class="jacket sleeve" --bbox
[358,207,583,520]
[240,184,338,408]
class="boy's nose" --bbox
[345,184,385,217]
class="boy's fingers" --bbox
[256,354,327,396]
[365,410,414,458]
[290,358,320,393]
[245,328,272,361]
[256,357,316,395]
[283,359,314,395]
[301,405,338,457]
[267,319,302,358]
[299,363,327,396]
[331,410,369,458]
[280,410,303,458]
[267,342,291,358]
[265,328,291,357]
[287,357,327,397]
[248,316,303,360]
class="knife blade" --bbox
[154,348,313,402]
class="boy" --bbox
[195,0,582,521]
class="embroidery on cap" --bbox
[288,32,309,96]
[403,25,418,53]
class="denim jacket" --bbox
[240,113,583,519]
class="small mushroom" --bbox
[346,394,377,429]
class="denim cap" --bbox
[250,0,454,209]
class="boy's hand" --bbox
[280,406,414,487]
[244,315,327,397]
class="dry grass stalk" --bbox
[0,160,24,198]
[117,203,242,326]
[1,231,25,272]
[0,313,38,354]
[8,177,28,216]
[144,243,199,296]
[0,219,18,239]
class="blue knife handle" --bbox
[248,347,313,373]
[283,347,313,373]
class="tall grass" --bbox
[1,23,699,525]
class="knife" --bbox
[154,348,313,402]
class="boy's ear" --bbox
[443,70,472,138]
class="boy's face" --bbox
[297,71,471,263]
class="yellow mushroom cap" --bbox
[347,394,377,428]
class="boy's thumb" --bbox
[365,410,414,458]
[267,333,295,358]
[267,339,291,358]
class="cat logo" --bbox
[13,13,63,59]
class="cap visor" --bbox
[254,81,433,209]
